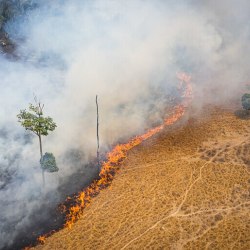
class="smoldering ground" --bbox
[0,0,250,249]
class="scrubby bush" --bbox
[241,93,250,110]
[40,152,59,173]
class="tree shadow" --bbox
[234,109,250,120]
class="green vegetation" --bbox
[0,0,35,22]
[241,93,250,110]
[17,100,58,186]
[41,153,58,173]
[0,1,27,54]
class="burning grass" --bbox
[33,73,192,245]
[62,73,192,230]
[32,101,250,250]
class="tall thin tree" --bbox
[17,98,57,186]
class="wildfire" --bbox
[37,236,46,245]
[62,72,193,229]
[34,73,192,246]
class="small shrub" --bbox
[40,152,59,173]
[241,93,250,110]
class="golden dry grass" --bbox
[34,106,250,250]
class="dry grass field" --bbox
[34,106,250,250]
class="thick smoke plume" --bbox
[0,0,249,248]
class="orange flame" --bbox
[63,72,193,229]
[37,235,46,245]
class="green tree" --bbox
[242,93,250,110]
[17,100,57,186]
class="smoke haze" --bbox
[0,0,249,248]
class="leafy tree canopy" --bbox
[17,103,57,136]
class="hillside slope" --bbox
[35,106,250,250]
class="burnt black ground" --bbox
[3,163,100,250]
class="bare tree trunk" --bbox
[38,133,45,187]
[37,104,45,187]
[38,134,43,158]
[96,95,100,169]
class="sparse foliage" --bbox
[17,103,56,136]
[17,100,58,186]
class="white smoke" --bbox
[0,0,249,248]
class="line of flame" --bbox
[63,72,192,229]
[36,72,192,245]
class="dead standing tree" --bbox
[96,95,100,169]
